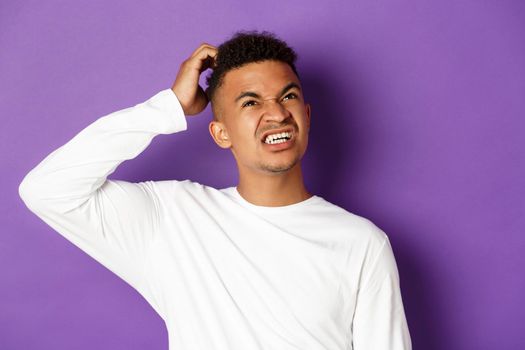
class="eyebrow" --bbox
[234,82,301,103]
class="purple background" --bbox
[2,1,524,349]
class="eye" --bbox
[283,92,298,101]
[241,100,257,108]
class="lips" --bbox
[260,127,295,142]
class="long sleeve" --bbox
[18,89,187,315]
[351,236,412,350]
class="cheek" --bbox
[231,128,259,151]
[232,118,259,141]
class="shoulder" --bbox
[144,178,229,203]
[314,197,388,245]
[144,178,210,191]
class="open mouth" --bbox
[260,130,295,152]
[261,130,294,145]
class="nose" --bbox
[261,98,291,122]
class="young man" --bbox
[19,30,412,350]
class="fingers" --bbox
[171,42,218,115]
[190,43,218,58]
[187,43,218,73]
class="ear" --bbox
[208,120,232,149]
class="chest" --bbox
[150,212,349,331]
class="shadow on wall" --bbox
[392,233,444,350]
[299,59,361,205]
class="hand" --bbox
[171,43,218,116]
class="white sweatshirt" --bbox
[18,88,412,350]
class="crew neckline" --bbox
[224,186,322,212]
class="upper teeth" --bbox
[264,131,292,144]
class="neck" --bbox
[236,161,312,207]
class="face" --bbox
[208,60,311,175]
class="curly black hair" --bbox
[205,30,300,119]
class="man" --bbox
[19,30,412,349]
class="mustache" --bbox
[259,124,296,135]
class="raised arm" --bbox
[18,44,218,316]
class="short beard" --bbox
[257,156,299,173]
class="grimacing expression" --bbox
[208,59,311,174]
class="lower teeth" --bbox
[268,138,288,144]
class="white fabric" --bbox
[19,88,412,350]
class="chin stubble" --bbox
[258,156,299,173]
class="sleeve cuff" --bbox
[149,88,188,132]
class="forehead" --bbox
[221,60,300,96]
